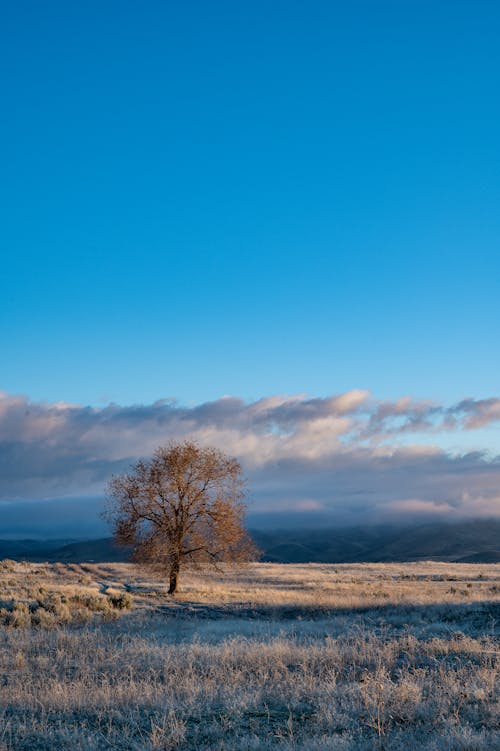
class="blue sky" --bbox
[0,2,499,533]
[1,0,499,408]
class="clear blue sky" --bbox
[1,0,499,407]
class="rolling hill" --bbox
[1,519,499,564]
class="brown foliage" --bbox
[105,441,258,593]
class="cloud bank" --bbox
[0,389,499,528]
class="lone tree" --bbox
[105,441,257,594]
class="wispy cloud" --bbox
[0,389,499,523]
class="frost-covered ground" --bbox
[0,561,499,750]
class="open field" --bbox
[1,560,499,750]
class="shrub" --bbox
[70,593,112,612]
[4,603,30,628]
[0,560,17,572]
[108,591,133,610]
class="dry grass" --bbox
[0,560,499,750]
[0,560,132,628]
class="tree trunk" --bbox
[168,562,180,595]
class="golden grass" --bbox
[1,559,499,622]
[0,560,499,750]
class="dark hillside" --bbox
[1,519,499,564]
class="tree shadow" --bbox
[155,597,500,637]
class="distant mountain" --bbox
[455,551,500,564]
[1,519,499,564]
[0,537,130,563]
[0,539,74,560]
[251,519,500,564]
[50,538,132,562]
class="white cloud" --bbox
[383,499,456,515]
[0,389,499,522]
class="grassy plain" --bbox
[0,560,499,750]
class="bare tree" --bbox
[105,441,258,594]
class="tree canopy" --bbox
[105,441,257,593]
